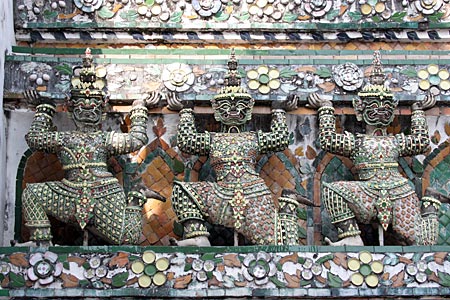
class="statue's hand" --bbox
[412,93,436,111]
[307,93,332,109]
[166,92,185,111]
[143,91,162,108]
[132,99,146,108]
[23,89,54,106]
[272,94,298,111]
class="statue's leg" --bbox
[415,188,443,245]
[277,189,301,245]
[322,184,363,245]
[93,191,130,245]
[22,184,53,245]
[391,194,420,245]
[171,184,210,246]
[240,193,277,245]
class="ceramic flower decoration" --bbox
[191,258,216,282]
[247,66,281,94]
[192,0,222,17]
[242,252,277,285]
[73,0,103,13]
[131,251,170,287]
[27,252,63,285]
[406,260,429,283]
[417,64,450,95]
[413,0,448,15]
[332,63,364,91]
[348,251,383,288]
[304,0,333,18]
[162,63,195,92]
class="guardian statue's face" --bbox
[361,98,396,128]
[212,96,254,127]
[69,95,104,128]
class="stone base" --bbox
[1,245,450,299]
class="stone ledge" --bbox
[0,245,449,299]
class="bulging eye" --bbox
[72,98,85,106]
[236,101,248,110]
[218,102,230,110]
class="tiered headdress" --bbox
[68,48,107,110]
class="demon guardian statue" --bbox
[307,51,443,246]
[170,51,304,246]
[21,49,159,246]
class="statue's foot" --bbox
[325,236,364,246]
[10,240,53,247]
[169,236,211,247]
[10,240,37,247]
[425,188,450,203]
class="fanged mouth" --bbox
[367,109,392,119]
[226,111,243,118]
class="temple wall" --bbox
[4,0,450,297]
[0,0,15,246]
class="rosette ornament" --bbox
[74,0,103,13]
[304,0,333,18]
[192,0,222,17]
[27,252,63,285]
[333,63,364,91]
[413,0,448,15]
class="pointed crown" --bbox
[69,48,107,105]
[357,50,395,102]
[212,49,253,103]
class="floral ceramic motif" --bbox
[332,63,364,91]
[27,252,63,285]
[242,252,277,285]
[417,64,450,95]
[162,63,195,92]
[247,66,281,94]
[412,0,448,15]
[191,0,222,16]
[131,251,170,287]
[191,257,216,282]
[304,0,334,18]
[348,251,384,288]
[406,260,429,283]
[74,0,103,13]
[359,0,392,19]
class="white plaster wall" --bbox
[1,0,15,245]
[4,111,33,244]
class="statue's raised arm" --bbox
[308,93,355,157]
[396,93,435,157]
[24,90,60,153]
[171,92,211,156]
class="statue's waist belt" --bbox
[62,162,108,170]
[211,156,254,166]
[61,177,119,188]
[355,162,398,170]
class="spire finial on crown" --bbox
[68,48,107,109]
[224,48,241,87]
[369,50,384,86]
[357,50,395,105]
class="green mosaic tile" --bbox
[373,246,404,253]
[403,245,431,252]
[345,245,375,252]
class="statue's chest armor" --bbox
[210,132,259,179]
[353,135,399,165]
[210,133,258,163]
[59,132,108,165]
